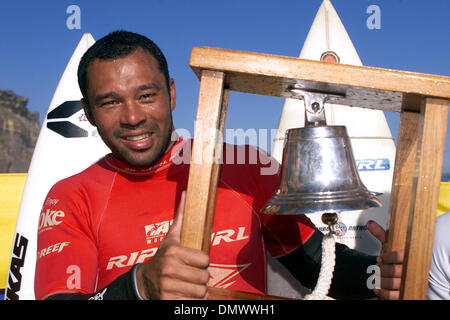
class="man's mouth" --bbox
[124,133,151,141]
[121,132,154,150]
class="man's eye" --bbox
[101,100,117,106]
[141,93,156,99]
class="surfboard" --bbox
[0,174,26,300]
[4,33,110,300]
[267,0,396,298]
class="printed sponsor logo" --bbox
[88,288,107,300]
[108,227,250,271]
[37,241,70,259]
[356,158,390,171]
[208,263,251,289]
[6,233,28,300]
[144,220,250,247]
[320,51,340,63]
[348,225,368,231]
[46,100,99,138]
[107,248,158,270]
[38,209,65,233]
[331,222,347,237]
[44,197,59,206]
[318,224,367,235]
[210,227,249,247]
[145,220,173,244]
[79,114,88,122]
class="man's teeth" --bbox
[125,134,150,141]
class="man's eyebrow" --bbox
[94,92,118,102]
[137,83,161,91]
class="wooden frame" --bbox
[180,47,450,300]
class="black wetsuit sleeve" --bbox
[276,228,377,299]
[45,264,143,300]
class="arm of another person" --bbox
[274,220,403,300]
[427,211,450,300]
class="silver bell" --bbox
[263,125,382,215]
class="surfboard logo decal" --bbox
[356,158,390,171]
[47,121,88,138]
[320,51,340,63]
[5,233,28,300]
[46,100,89,138]
[332,222,347,237]
[47,101,83,119]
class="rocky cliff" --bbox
[0,90,40,173]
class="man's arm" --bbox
[45,264,142,300]
[35,182,99,299]
[277,221,404,300]
[45,191,210,301]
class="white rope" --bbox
[303,231,336,300]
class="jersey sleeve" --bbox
[34,180,99,299]
[262,212,316,258]
[250,146,317,258]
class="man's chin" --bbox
[112,148,163,168]
[124,154,162,168]
[111,134,173,168]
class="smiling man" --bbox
[34,30,404,300]
[80,35,176,168]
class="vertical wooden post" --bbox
[400,98,449,299]
[386,95,422,252]
[180,70,228,254]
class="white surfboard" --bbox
[4,33,110,300]
[267,0,396,298]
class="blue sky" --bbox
[0,0,449,174]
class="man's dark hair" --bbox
[78,30,170,108]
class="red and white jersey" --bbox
[34,138,315,299]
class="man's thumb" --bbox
[366,220,386,244]
[167,190,186,240]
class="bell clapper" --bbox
[321,212,339,234]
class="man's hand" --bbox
[366,220,405,300]
[136,191,210,300]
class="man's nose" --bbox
[120,101,146,127]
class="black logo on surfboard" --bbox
[46,101,90,138]
[5,233,28,300]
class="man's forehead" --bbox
[84,49,168,98]
[90,48,158,68]
[86,50,165,86]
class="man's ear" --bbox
[81,98,96,127]
[169,78,176,111]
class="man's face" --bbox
[82,48,176,167]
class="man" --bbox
[34,30,403,300]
